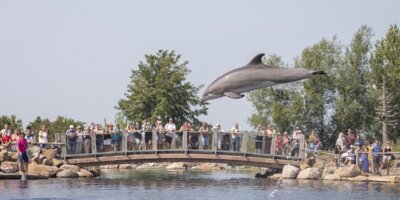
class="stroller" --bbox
[221,133,231,151]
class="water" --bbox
[1,169,399,200]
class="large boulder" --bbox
[52,159,63,168]
[56,169,79,178]
[45,165,59,177]
[42,149,58,160]
[335,164,361,178]
[78,169,94,177]
[166,162,184,170]
[27,145,41,158]
[9,152,19,162]
[135,163,152,169]
[60,164,80,173]
[99,165,119,169]
[324,174,341,181]
[28,162,50,178]
[322,165,337,179]
[31,152,41,164]
[281,165,300,179]
[297,167,321,180]
[0,150,9,162]
[42,158,53,166]
[197,163,226,170]
[0,161,19,173]
[119,164,138,169]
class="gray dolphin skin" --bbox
[201,53,325,102]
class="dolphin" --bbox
[201,53,325,102]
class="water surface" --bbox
[0,169,399,200]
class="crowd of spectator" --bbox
[335,129,394,175]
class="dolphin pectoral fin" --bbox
[224,92,244,99]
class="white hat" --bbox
[69,125,74,129]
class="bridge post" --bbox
[241,132,247,156]
[299,138,305,158]
[212,130,217,155]
[91,131,97,157]
[271,133,276,158]
[171,132,176,149]
[152,130,157,153]
[355,150,359,167]
[61,133,66,160]
[183,131,188,153]
[121,131,127,155]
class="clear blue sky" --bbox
[0,0,399,130]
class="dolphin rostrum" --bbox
[201,53,325,102]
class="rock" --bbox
[119,164,138,169]
[197,163,226,170]
[42,158,53,166]
[0,161,19,173]
[322,165,337,178]
[28,163,50,178]
[313,159,326,170]
[89,168,101,177]
[335,164,361,178]
[42,149,58,160]
[52,159,63,168]
[60,164,80,173]
[0,150,9,162]
[78,169,94,177]
[350,176,369,182]
[135,163,152,169]
[27,145,41,158]
[267,173,282,181]
[45,165,59,177]
[297,167,321,180]
[99,165,119,169]
[281,165,300,179]
[9,152,19,162]
[56,169,79,178]
[38,155,46,164]
[324,174,341,181]
[166,162,184,170]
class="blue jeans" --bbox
[68,141,76,154]
[232,137,241,152]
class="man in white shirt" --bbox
[1,124,12,137]
[164,117,176,149]
[230,123,241,152]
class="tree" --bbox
[371,25,400,142]
[334,25,375,134]
[296,37,342,148]
[117,50,208,127]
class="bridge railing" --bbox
[60,130,306,160]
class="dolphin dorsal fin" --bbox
[248,53,265,65]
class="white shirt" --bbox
[1,129,11,137]
[38,130,48,144]
[164,123,176,137]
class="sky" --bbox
[0,0,399,131]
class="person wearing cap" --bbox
[65,125,77,154]
[17,131,29,177]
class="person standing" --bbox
[25,126,35,144]
[379,141,393,175]
[214,123,224,150]
[265,124,275,154]
[66,125,77,154]
[38,125,48,149]
[17,132,29,180]
[371,139,382,174]
[75,126,83,154]
[164,118,176,149]
[199,122,209,150]
[255,124,265,154]
[230,123,241,152]
[1,124,12,137]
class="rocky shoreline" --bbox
[1,147,399,183]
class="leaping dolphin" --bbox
[201,53,325,102]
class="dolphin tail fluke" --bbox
[224,92,244,99]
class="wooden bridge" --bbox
[61,131,304,168]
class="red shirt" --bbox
[1,135,11,144]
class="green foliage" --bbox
[371,25,400,141]
[0,115,23,131]
[117,50,208,127]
